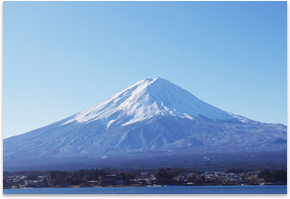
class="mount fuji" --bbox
[3,77,287,171]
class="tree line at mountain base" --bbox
[4,167,287,189]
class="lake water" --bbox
[3,185,287,194]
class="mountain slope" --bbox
[3,77,286,171]
[62,77,249,126]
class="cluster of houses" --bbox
[3,175,48,189]
[187,170,263,185]
[4,169,268,189]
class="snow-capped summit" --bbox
[3,77,286,171]
[62,77,247,127]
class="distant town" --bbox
[3,168,286,189]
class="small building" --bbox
[98,175,117,185]
[88,180,98,186]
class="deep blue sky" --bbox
[3,1,287,139]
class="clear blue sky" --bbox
[3,1,287,139]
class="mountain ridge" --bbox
[3,77,286,171]
[61,77,250,127]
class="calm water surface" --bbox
[3,185,287,194]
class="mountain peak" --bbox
[4,78,286,171]
[130,77,166,89]
[62,78,247,126]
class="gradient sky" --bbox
[3,1,287,139]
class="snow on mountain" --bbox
[62,77,248,127]
[3,77,287,171]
